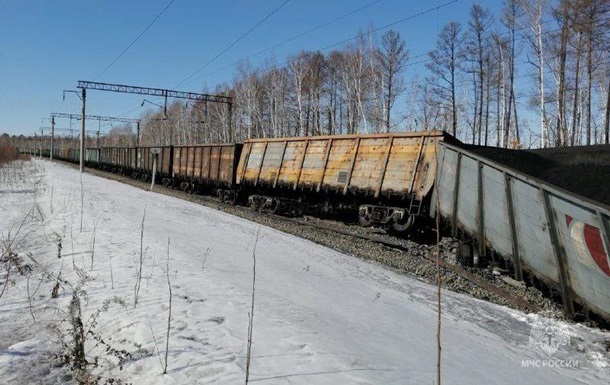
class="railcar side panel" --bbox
[194,147,202,178]
[321,138,355,188]
[480,166,512,257]
[349,137,388,192]
[435,141,610,321]
[277,141,307,186]
[298,139,327,186]
[259,141,285,183]
[238,131,448,200]
[168,144,240,187]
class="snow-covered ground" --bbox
[0,160,609,384]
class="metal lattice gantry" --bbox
[70,80,233,173]
[77,81,232,105]
[49,112,143,162]
[51,112,142,124]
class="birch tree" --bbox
[426,22,464,137]
[375,30,409,132]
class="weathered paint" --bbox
[435,142,610,321]
[237,131,448,201]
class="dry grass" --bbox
[0,146,27,165]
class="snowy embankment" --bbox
[0,160,609,384]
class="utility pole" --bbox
[51,116,55,161]
[228,102,233,142]
[39,129,43,159]
[80,88,86,173]
[97,118,101,149]
[136,120,141,147]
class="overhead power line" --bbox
[94,0,178,80]
[186,0,387,86]
[174,0,291,88]
[197,0,463,91]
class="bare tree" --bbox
[288,52,312,136]
[464,4,493,144]
[502,0,523,147]
[427,22,464,137]
[519,0,550,147]
[577,0,610,144]
[551,0,573,146]
[375,30,409,132]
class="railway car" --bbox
[171,144,243,196]
[92,144,243,196]
[434,141,610,322]
[235,131,452,232]
[98,147,137,174]
[85,148,100,163]
[137,146,173,181]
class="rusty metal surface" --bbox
[237,131,448,201]
[171,144,239,185]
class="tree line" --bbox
[134,0,609,149]
[6,0,610,150]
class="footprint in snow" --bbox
[208,316,225,324]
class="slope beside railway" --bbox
[51,157,565,321]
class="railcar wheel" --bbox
[228,191,239,205]
[268,199,281,214]
[358,211,373,227]
[457,241,475,267]
[248,196,261,211]
[391,215,415,233]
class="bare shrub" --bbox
[245,228,260,385]
[50,268,139,384]
[163,238,172,375]
[134,206,146,307]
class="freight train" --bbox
[35,130,610,323]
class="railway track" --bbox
[269,214,540,312]
[55,159,556,316]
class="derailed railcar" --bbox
[236,131,452,231]
[433,141,610,322]
[171,144,243,197]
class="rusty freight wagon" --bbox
[170,144,243,196]
[98,147,137,174]
[137,146,173,181]
[236,131,452,231]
